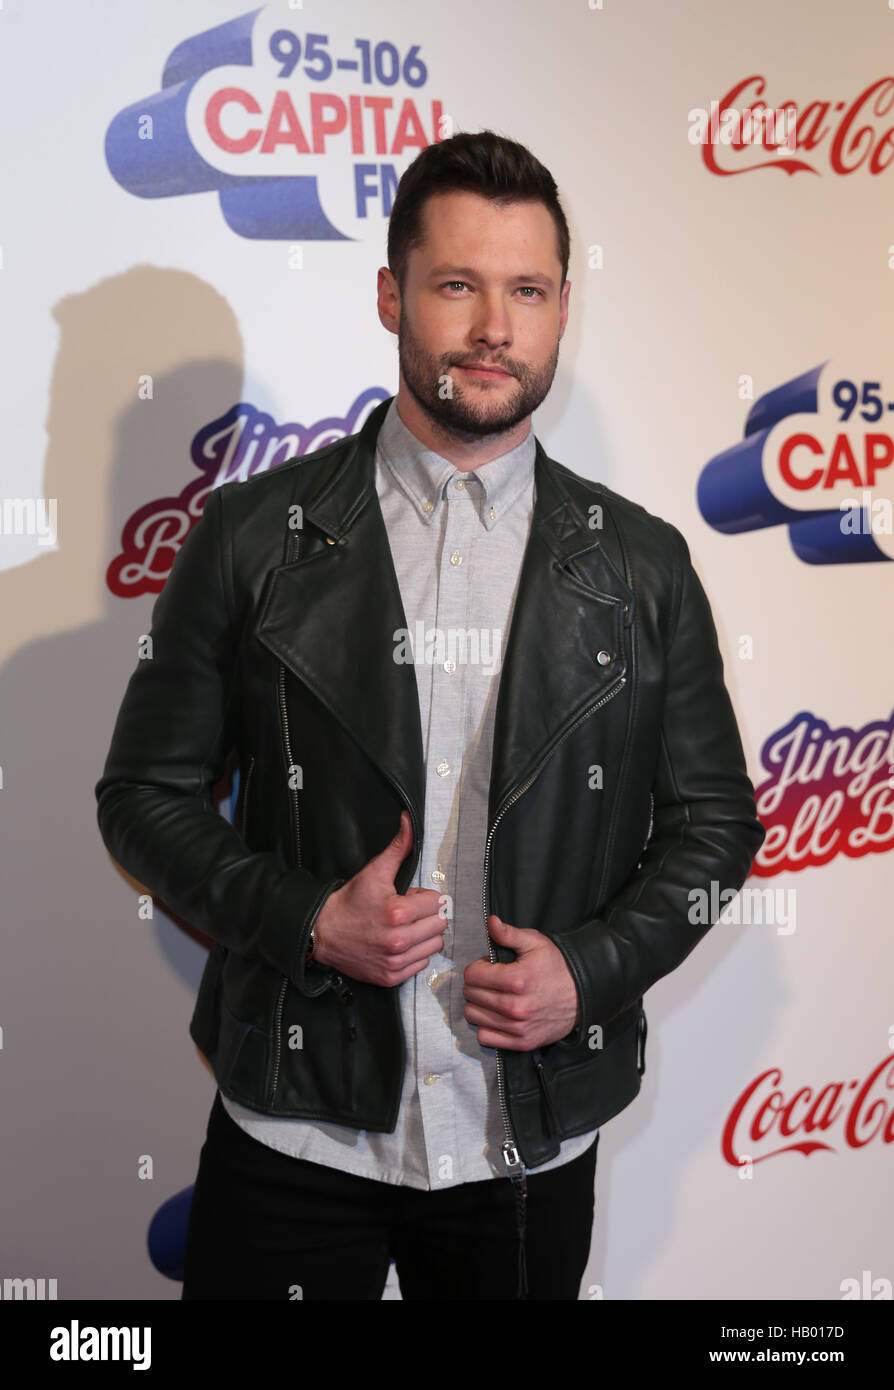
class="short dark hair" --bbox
[387,129,570,295]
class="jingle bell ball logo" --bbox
[698,360,893,564]
[106,387,388,597]
[105,5,448,239]
[751,708,894,878]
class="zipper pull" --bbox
[502,1138,525,1177]
[502,1138,529,1300]
[636,1010,647,1075]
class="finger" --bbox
[463,984,523,1013]
[474,1028,530,1051]
[463,959,520,992]
[381,913,447,952]
[386,934,445,972]
[464,1001,525,1032]
[380,906,444,946]
[391,891,445,925]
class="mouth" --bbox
[456,362,514,379]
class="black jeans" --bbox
[182,1091,599,1300]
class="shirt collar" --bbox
[375,396,536,531]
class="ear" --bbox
[377,266,401,336]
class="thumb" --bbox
[488,913,524,942]
[375,809,413,877]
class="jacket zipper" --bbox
[270,529,303,1106]
[481,671,626,1161]
[240,754,256,835]
[633,793,652,1078]
[270,525,363,1112]
[530,1047,560,1136]
[481,670,627,1294]
[269,664,297,1104]
[636,791,654,870]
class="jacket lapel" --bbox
[254,395,634,835]
[487,442,634,820]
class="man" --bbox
[95,130,765,1301]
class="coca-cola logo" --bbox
[722,1054,894,1166]
[107,388,387,598]
[751,708,894,877]
[695,74,894,176]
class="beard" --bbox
[396,309,559,444]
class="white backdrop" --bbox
[1,0,891,1300]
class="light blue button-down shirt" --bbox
[222,397,599,1187]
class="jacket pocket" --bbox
[216,1001,268,1100]
[531,1047,561,1138]
[273,972,360,1115]
[330,973,358,1113]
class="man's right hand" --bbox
[311,810,446,987]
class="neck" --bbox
[393,389,531,472]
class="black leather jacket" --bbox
[95,394,765,1169]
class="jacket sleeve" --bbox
[553,526,765,1044]
[94,484,344,997]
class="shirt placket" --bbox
[414,471,479,1188]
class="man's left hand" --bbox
[463,914,581,1050]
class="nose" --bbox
[469,289,511,351]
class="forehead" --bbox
[414,190,560,269]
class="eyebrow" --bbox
[426,265,555,290]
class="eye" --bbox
[440,281,544,298]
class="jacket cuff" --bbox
[291,876,346,996]
[550,917,614,1050]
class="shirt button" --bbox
[449,550,463,566]
[488,507,496,520]
[436,759,451,776]
[422,500,433,513]
[443,659,456,673]
[427,970,439,987]
[431,865,446,882]
[423,1073,440,1086]
[454,479,466,490]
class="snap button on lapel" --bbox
[326,536,336,545]
[596,650,612,665]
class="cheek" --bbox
[416,303,469,347]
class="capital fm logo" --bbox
[104,5,448,238]
[698,361,893,564]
